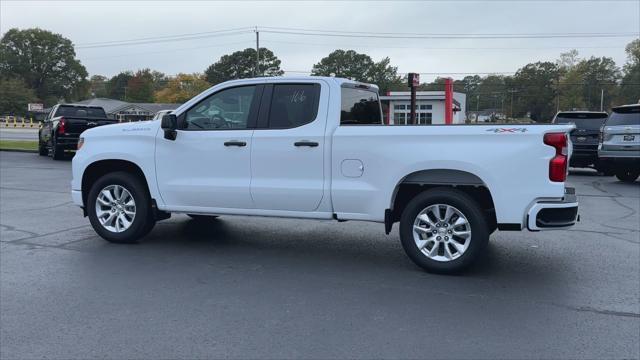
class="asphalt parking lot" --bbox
[1,151,639,359]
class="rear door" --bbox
[250,81,327,211]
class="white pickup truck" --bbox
[71,76,579,273]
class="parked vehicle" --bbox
[71,77,579,274]
[39,104,116,160]
[552,111,608,171]
[152,109,173,121]
[598,104,640,182]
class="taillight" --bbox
[544,132,568,182]
[77,137,84,150]
[57,117,66,135]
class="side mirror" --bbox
[161,114,177,130]
[161,114,178,140]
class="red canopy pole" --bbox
[445,77,453,124]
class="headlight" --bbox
[77,137,84,150]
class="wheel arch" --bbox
[387,169,497,234]
[81,159,151,213]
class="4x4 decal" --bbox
[486,128,528,133]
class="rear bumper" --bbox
[56,135,80,148]
[598,149,640,159]
[527,187,579,231]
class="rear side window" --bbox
[268,84,320,129]
[607,108,640,126]
[341,87,382,125]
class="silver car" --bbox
[598,104,640,182]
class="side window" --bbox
[185,86,256,130]
[340,87,382,125]
[268,84,320,129]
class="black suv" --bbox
[552,111,609,171]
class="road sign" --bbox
[28,103,44,112]
[408,73,420,87]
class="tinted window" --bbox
[55,106,106,118]
[268,84,320,129]
[554,117,607,130]
[341,87,382,125]
[185,86,256,130]
[607,108,640,126]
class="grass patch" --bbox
[0,140,38,151]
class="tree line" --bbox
[1,28,639,122]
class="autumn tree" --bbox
[154,73,210,103]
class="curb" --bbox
[0,148,38,154]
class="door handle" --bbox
[294,141,319,147]
[224,140,246,147]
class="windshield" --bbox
[606,109,640,126]
[55,106,106,118]
[554,116,607,130]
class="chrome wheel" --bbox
[412,204,472,262]
[95,185,136,233]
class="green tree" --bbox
[311,50,403,93]
[619,39,640,104]
[0,77,37,116]
[573,56,620,110]
[106,71,133,101]
[89,75,108,98]
[512,62,561,122]
[126,69,155,102]
[205,48,283,85]
[0,28,88,105]
[154,73,210,103]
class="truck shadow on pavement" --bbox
[126,215,569,283]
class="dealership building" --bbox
[73,98,181,122]
[380,91,467,125]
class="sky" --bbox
[1,0,639,82]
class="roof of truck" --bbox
[243,76,379,89]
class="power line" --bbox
[262,39,626,51]
[73,25,639,49]
[76,26,254,46]
[260,29,638,40]
[259,26,638,38]
[76,30,253,49]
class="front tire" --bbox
[87,171,155,243]
[399,188,489,274]
[615,169,640,183]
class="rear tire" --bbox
[615,169,640,183]
[51,137,64,160]
[399,188,489,274]
[38,140,47,156]
[87,171,155,243]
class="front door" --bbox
[155,85,260,210]
[250,82,327,212]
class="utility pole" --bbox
[600,89,604,111]
[255,27,260,77]
[475,94,479,123]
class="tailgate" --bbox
[64,117,117,135]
